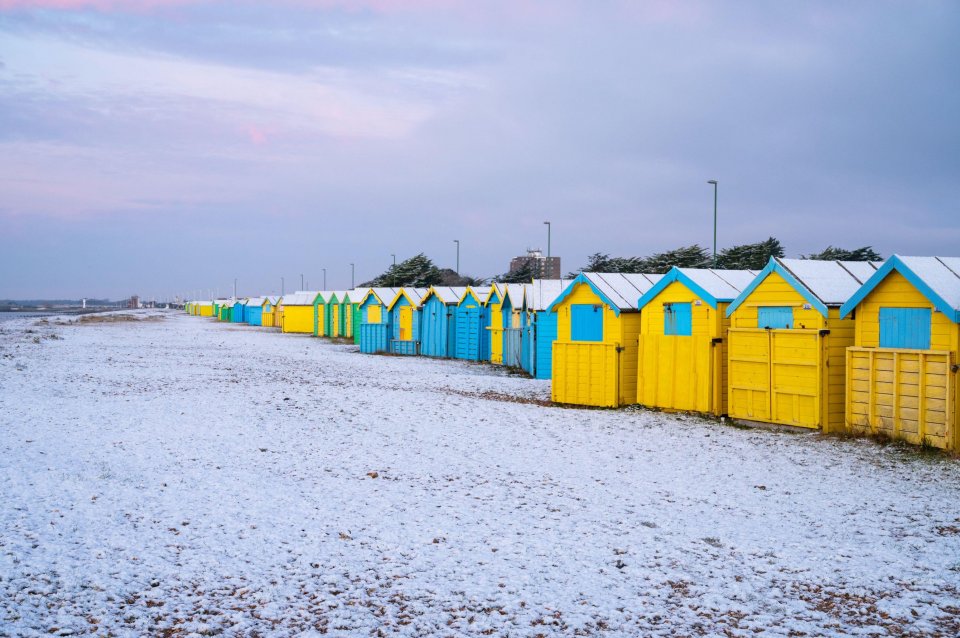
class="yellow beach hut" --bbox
[725,257,880,432]
[636,267,757,417]
[280,291,321,334]
[197,301,214,317]
[485,283,526,365]
[548,272,662,407]
[261,296,280,328]
[839,255,960,451]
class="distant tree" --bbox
[438,269,484,286]
[570,253,646,276]
[495,260,537,284]
[715,237,785,270]
[361,253,443,287]
[637,245,711,273]
[803,246,883,261]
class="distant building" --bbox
[127,295,141,309]
[509,249,561,280]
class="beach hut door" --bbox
[399,306,413,341]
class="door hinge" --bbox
[615,346,626,353]
[819,329,830,336]
[711,337,723,345]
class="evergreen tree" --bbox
[495,260,536,284]
[362,253,443,287]
[715,237,785,270]
[803,246,883,261]
[637,245,711,273]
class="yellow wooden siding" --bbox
[281,306,313,334]
[825,309,855,430]
[637,282,729,416]
[316,305,326,336]
[552,341,619,407]
[345,304,353,337]
[367,305,382,324]
[729,271,826,330]
[552,282,640,407]
[490,303,504,365]
[331,305,340,337]
[199,305,214,317]
[262,310,275,327]
[399,306,413,341]
[847,348,956,450]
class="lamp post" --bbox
[322,268,327,290]
[233,278,237,298]
[707,180,718,267]
[300,273,304,291]
[391,254,396,287]
[454,239,460,275]
[350,263,355,288]
[543,221,551,258]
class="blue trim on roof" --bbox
[546,273,622,316]
[725,258,829,318]
[839,256,960,323]
[636,267,721,311]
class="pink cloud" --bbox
[245,124,269,146]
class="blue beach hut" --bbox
[387,288,428,355]
[245,296,266,326]
[454,287,487,361]
[520,279,571,379]
[231,298,249,323]
[420,286,467,358]
[358,287,399,353]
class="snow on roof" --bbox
[265,296,280,304]
[246,297,266,306]
[362,287,399,305]
[896,257,960,312]
[524,279,573,311]
[840,256,960,321]
[425,287,467,304]
[223,300,235,308]
[679,268,758,301]
[779,258,882,306]
[500,284,526,308]
[388,287,429,309]
[585,272,663,310]
[281,291,321,306]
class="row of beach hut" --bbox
[185,255,960,453]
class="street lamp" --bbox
[233,278,237,298]
[350,263,355,288]
[300,273,304,291]
[322,268,327,290]
[454,239,460,275]
[543,221,551,258]
[391,254,396,287]
[707,180,718,267]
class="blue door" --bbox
[879,308,931,349]
[571,304,603,341]
[758,306,793,329]
[663,302,692,336]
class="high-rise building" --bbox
[509,249,561,280]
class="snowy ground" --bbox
[1,311,959,637]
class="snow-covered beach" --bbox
[1,311,958,637]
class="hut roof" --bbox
[246,296,266,306]
[360,287,400,306]
[523,279,573,312]
[493,283,526,309]
[637,268,758,310]
[422,286,468,305]
[387,288,429,311]
[282,291,321,306]
[727,258,882,317]
[265,296,280,304]
[840,255,960,322]
[549,272,662,315]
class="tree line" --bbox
[360,241,883,288]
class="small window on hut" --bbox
[879,308,931,349]
[367,305,382,324]
[571,304,603,342]
[664,302,692,336]
[758,306,793,329]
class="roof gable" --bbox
[840,255,960,322]
[458,287,484,306]
[726,258,881,318]
[547,272,662,315]
[637,267,757,310]
[386,287,428,311]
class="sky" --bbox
[1,0,958,300]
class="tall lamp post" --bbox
[454,239,460,275]
[322,268,327,290]
[543,220,551,257]
[391,254,396,287]
[300,273,304,291]
[233,278,237,298]
[707,180,718,267]
[350,263,355,288]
